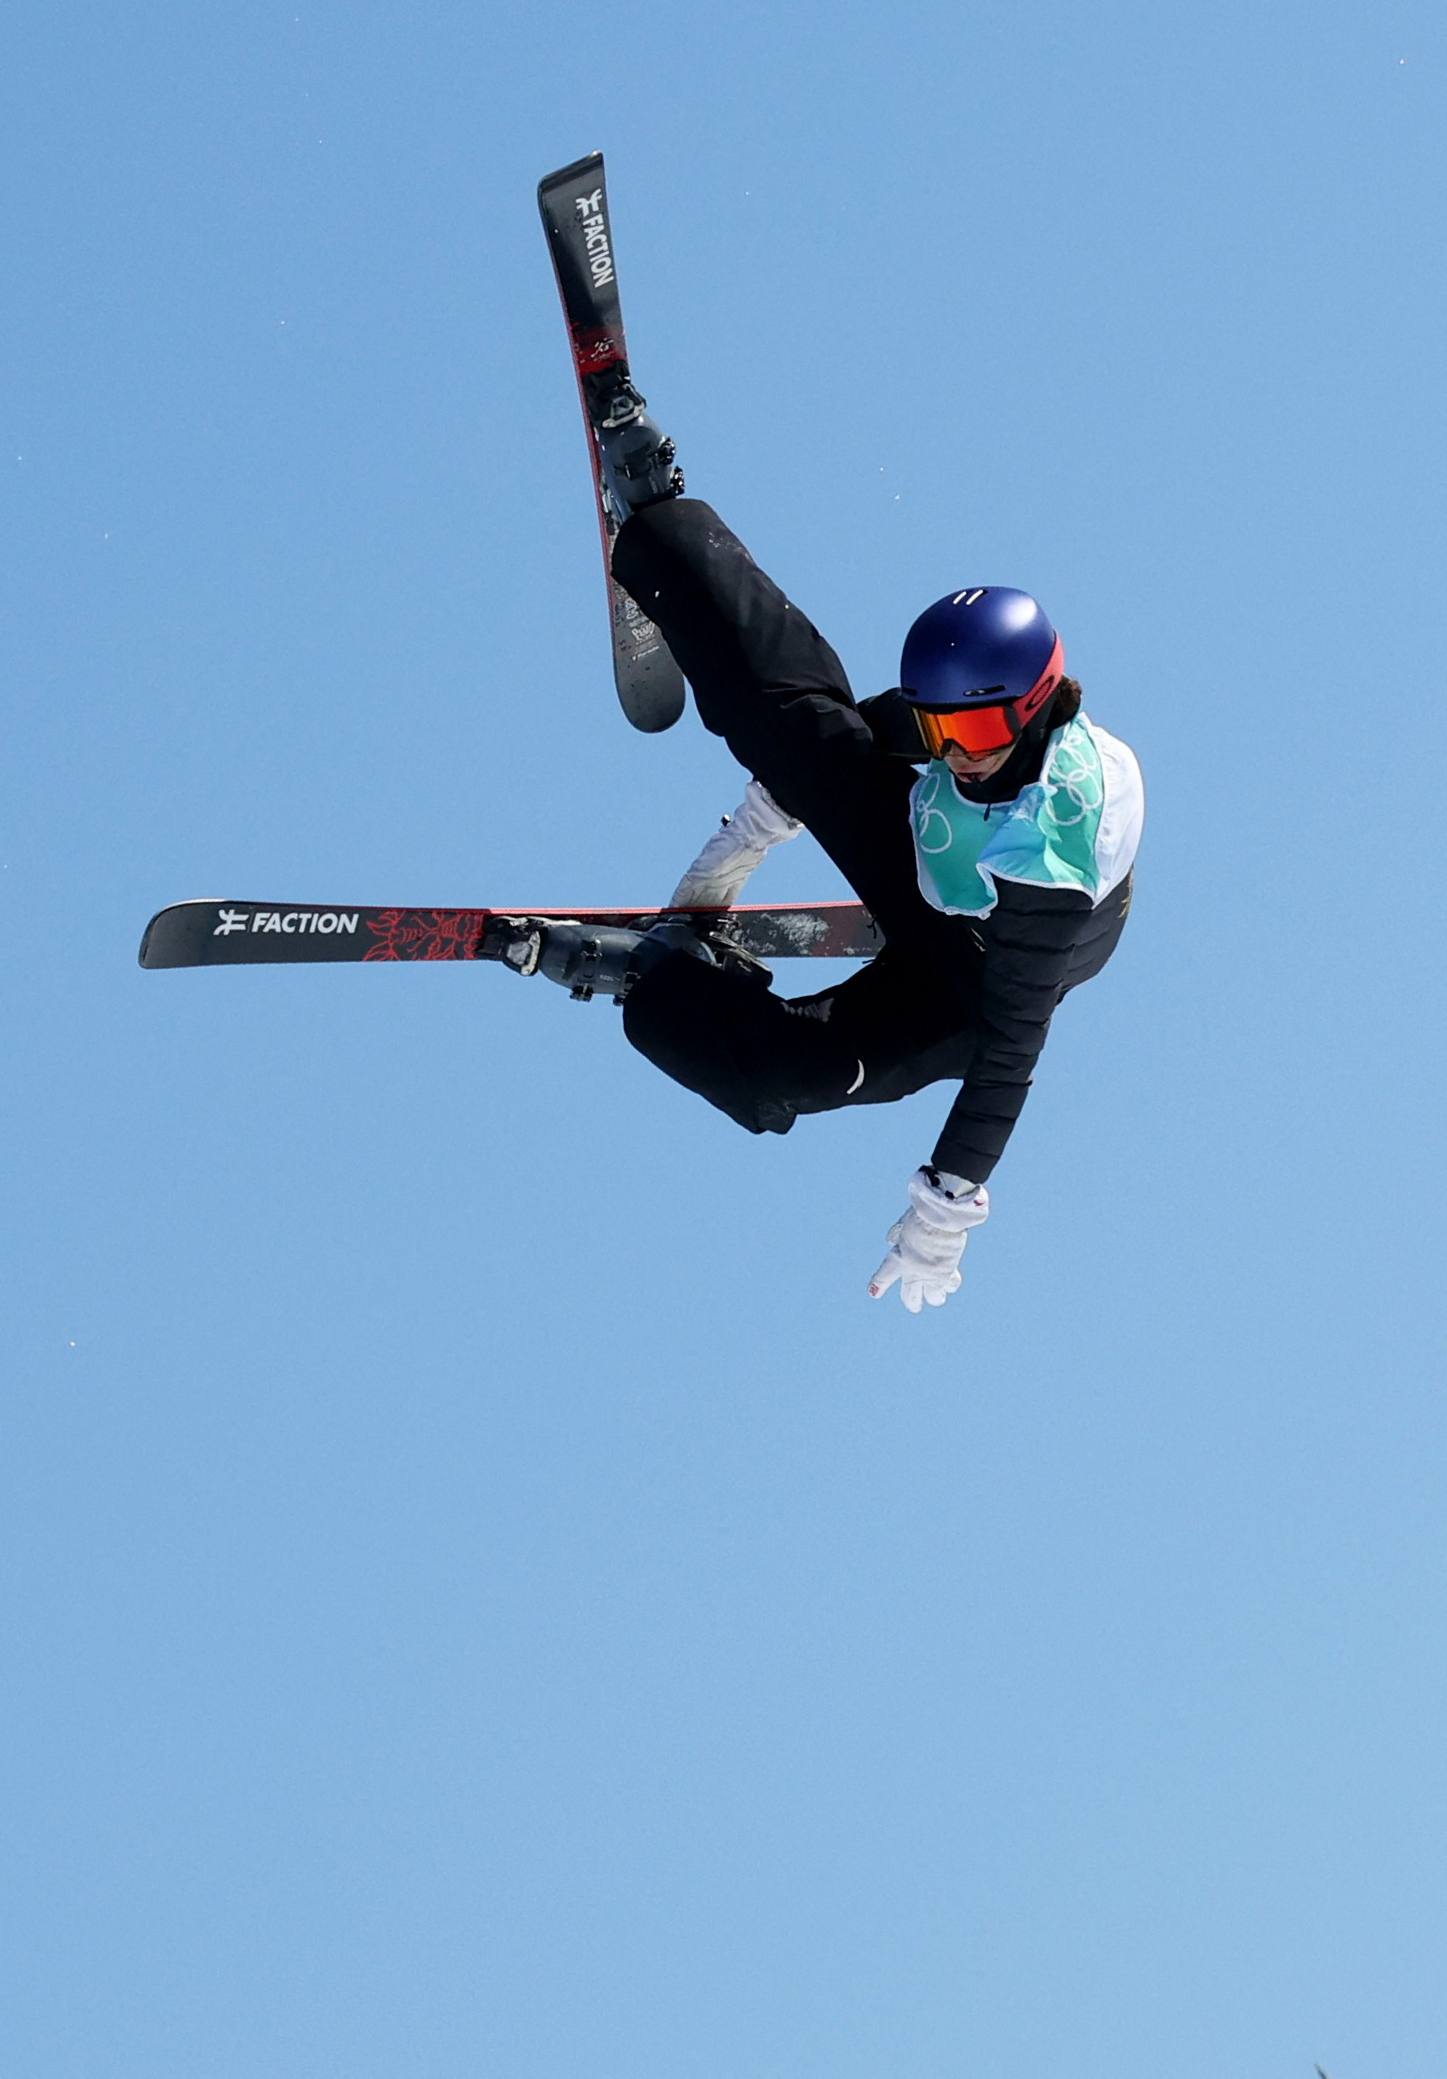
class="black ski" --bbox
[139,900,884,970]
[538,151,686,734]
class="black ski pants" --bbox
[612,499,984,1140]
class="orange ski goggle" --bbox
[911,637,1065,761]
[914,702,1022,758]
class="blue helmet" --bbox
[900,587,1062,717]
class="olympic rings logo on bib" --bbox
[1045,735,1104,828]
[913,768,957,855]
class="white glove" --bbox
[669,778,803,910]
[868,1169,990,1313]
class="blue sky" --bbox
[3,1,1445,2073]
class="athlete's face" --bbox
[942,741,1015,783]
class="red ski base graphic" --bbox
[138,901,884,970]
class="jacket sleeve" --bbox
[928,882,1095,1184]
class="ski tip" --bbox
[537,150,604,200]
[138,902,198,968]
[138,905,187,968]
[626,699,685,735]
[613,646,687,734]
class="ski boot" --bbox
[593,376,684,518]
[479,914,720,1005]
[631,914,776,985]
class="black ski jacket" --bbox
[924,872,1132,1182]
[614,500,1138,1183]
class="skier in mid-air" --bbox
[491,385,1145,1312]
[134,156,1141,1311]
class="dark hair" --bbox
[1051,676,1083,726]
